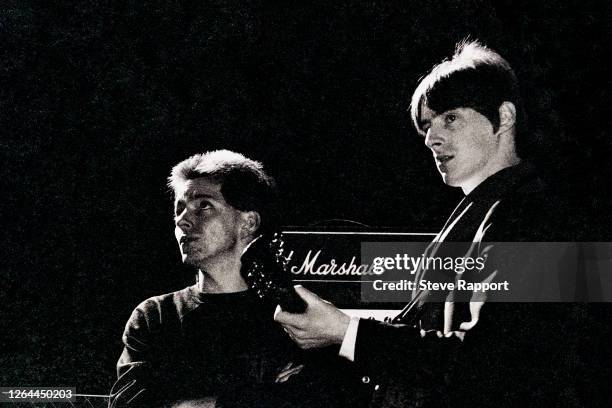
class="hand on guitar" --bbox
[274,285,350,349]
[241,235,349,349]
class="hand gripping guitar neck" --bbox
[240,233,307,313]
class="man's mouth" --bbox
[436,155,454,165]
[180,236,198,245]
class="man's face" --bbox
[419,102,500,192]
[173,178,242,268]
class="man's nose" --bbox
[175,209,193,232]
[424,128,443,149]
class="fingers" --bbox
[281,324,325,348]
[275,364,305,383]
[276,363,304,377]
[293,284,322,304]
[274,285,331,327]
[274,309,304,326]
[273,304,282,320]
[459,301,485,331]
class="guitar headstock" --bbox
[240,233,307,313]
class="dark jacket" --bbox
[351,163,596,407]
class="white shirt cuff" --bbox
[338,316,360,362]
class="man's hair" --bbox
[410,40,525,139]
[168,150,278,233]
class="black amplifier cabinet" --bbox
[281,227,436,320]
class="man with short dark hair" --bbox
[410,40,524,198]
[109,150,296,407]
[275,41,580,407]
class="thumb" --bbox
[293,285,323,304]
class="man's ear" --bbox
[497,101,516,135]
[240,211,261,239]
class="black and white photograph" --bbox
[2,1,611,407]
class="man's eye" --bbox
[199,202,212,211]
[175,204,185,217]
[445,114,457,124]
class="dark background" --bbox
[1,0,611,394]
